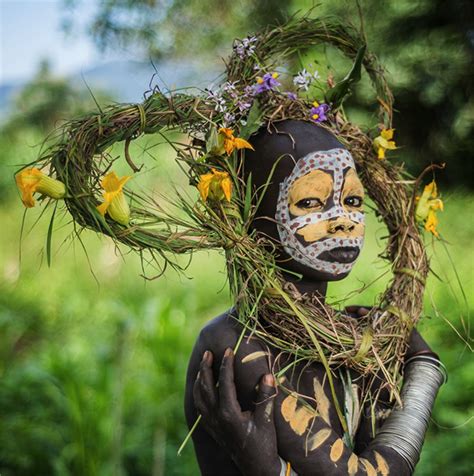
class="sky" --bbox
[0,0,131,83]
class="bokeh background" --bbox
[1,1,473,475]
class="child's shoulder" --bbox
[197,308,268,361]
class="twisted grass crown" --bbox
[21,15,431,397]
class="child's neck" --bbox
[283,274,327,303]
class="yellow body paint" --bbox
[374,451,390,476]
[308,428,331,451]
[241,351,269,363]
[289,167,365,243]
[347,454,359,475]
[342,168,365,201]
[313,378,331,425]
[360,458,378,476]
[329,438,344,462]
[288,170,333,216]
[281,392,297,417]
[281,393,318,436]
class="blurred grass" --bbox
[1,130,472,475]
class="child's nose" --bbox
[327,218,355,234]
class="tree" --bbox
[6,59,113,133]
[62,0,288,58]
[62,0,473,187]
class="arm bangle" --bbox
[370,358,446,472]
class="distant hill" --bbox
[0,58,223,118]
[0,82,26,118]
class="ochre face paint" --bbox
[275,148,365,275]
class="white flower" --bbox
[222,81,239,94]
[293,68,320,91]
[206,89,227,112]
[234,36,258,58]
[223,112,236,126]
[215,98,227,113]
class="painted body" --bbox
[184,311,408,475]
[185,121,433,475]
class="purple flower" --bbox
[254,72,280,94]
[244,85,255,97]
[236,99,252,112]
[287,92,298,101]
[310,101,330,123]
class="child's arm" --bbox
[185,311,278,475]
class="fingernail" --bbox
[203,350,209,361]
[224,348,232,357]
[263,374,274,386]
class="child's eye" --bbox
[344,196,363,207]
[295,198,323,209]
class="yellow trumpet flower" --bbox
[415,180,444,238]
[96,171,131,225]
[15,167,66,208]
[373,128,397,159]
[218,128,254,156]
[197,169,232,202]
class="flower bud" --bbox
[107,192,130,226]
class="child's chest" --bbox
[232,344,389,448]
[233,345,347,430]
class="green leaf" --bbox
[46,202,57,267]
[325,45,366,109]
[240,100,263,139]
[222,204,242,221]
[243,172,253,223]
[206,126,225,156]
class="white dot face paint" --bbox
[275,148,365,275]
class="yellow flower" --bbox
[96,171,131,225]
[415,180,444,237]
[373,128,397,159]
[218,128,254,156]
[197,169,232,202]
[15,167,66,208]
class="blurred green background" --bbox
[1,1,472,475]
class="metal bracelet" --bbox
[403,355,448,384]
[370,358,445,472]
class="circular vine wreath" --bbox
[32,16,431,393]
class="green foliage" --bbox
[0,59,112,202]
[293,0,474,188]
[2,128,472,473]
[2,1,472,472]
[3,59,111,134]
[324,45,366,109]
[62,0,473,188]
[2,160,232,473]
[63,0,287,58]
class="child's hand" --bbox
[193,348,281,476]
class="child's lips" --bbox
[319,246,360,263]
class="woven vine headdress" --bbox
[17,16,435,397]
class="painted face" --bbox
[275,148,365,276]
